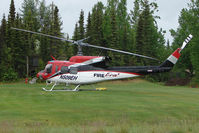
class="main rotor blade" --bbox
[12,27,159,61]
[77,37,90,43]
[81,42,159,61]
[11,27,74,43]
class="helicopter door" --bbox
[69,67,78,74]
[65,67,79,84]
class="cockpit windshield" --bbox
[45,64,52,74]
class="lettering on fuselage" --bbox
[94,73,104,78]
[60,75,78,80]
[94,72,120,78]
[105,72,120,77]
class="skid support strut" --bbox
[42,81,81,92]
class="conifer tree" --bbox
[72,23,79,55]
[6,0,17,76]
[102,5,112,49]
[0,15,7,76]
[7,0,16,49]
[78,9,85,39]
[21,0,40,57]
[81,2,104,55]
[50,5,64,58]
[39,0,52,63]
[135,0,162,65]
[14,14,26,77]
[73,23,79,41]
[86,12,92,39]
[117,0,131,65]
[84,12,92,55]
[90,2,104,50]
[107,0,118,49]
[9,0,16,23]
[107,0,120,65]
[64,34,74,59]
[0,13,17,81]
[129,0,141,54]
[130,0,141,28]
[117,0,130,50]
[171,0,199,84]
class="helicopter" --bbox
[12,27,193,91]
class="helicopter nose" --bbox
[39,75,43,80]
[37,73,42,79]
[37,71,44,80]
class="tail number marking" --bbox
[60,75,78,80]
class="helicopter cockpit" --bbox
[37,64,53,80]
[45,64,53,74]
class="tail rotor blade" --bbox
[180,34,193,51]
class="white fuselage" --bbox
[47,71,140,84]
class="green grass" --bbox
[0,79,199,133]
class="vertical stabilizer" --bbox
[160,34,193,68]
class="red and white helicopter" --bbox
[12,27,192,91]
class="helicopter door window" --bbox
[61,66,69,73]
[56,66,59,72]
[70,67,78,74]
[45,64,52,74]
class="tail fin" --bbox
[160,34,193,68]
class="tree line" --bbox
[73,0,168,66]
[0,0,65,81]
[170,0,199,85]
[0,0,198,85]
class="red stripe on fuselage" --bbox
[78,70,143,76]
[47,70,142,80]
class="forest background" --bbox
[0,0,198,85]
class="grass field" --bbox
[0,79,199,133]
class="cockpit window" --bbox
[45,64,52,74]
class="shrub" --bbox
[1,68,18,82]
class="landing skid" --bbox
[42,81,107,92]
[42,81,80,92]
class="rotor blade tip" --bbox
[189,34,193,38]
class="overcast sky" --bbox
[0,0,189,43]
